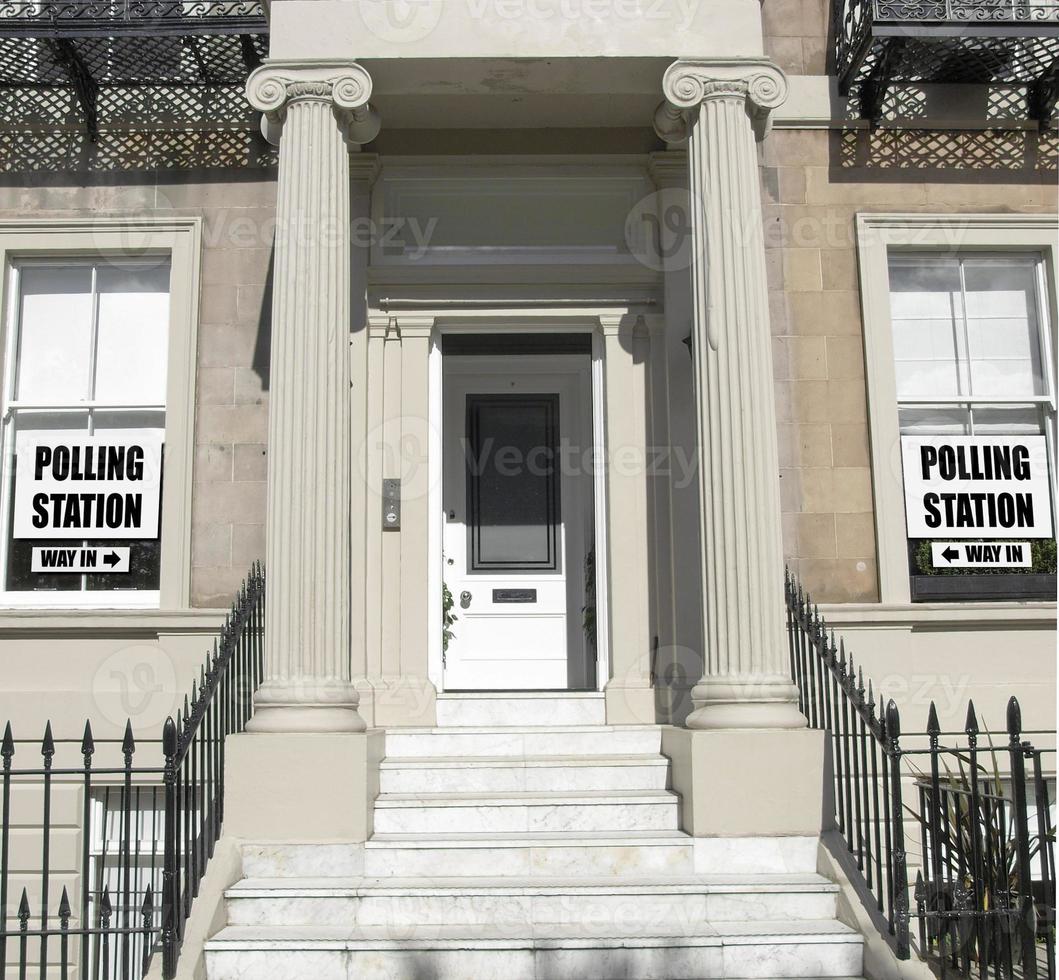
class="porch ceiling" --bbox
[358,57,670,130]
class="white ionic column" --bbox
[245,63,380,733]
[655,60,805,730]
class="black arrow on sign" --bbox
[103,551,121,568]
[941,546,960,563]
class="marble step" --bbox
[363,831,697,878]
[372,789,680,834]
[239,836,822,880]
[204,921,864,980]
[378,754,671,794]
[224,874,840,928]
[383,724,662,759]
[435,692,607,727]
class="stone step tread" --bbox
[388,725,661,735]
[365,830,693,848]
[379,754,670,770]
[206,919,862,950]
[436,692,604,698]
[227,873,840,898]
[374,789,678,807]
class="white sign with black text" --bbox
[31,546,131,574]
[930,541,1033,569]
[901,436,1053,539]
[13,431,163,540]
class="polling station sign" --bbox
[901,436,1053,539]
[13,433,163,540]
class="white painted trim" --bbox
[855,212,1059,604]
[819,602,1056,629]
[421,315,613,695]
[0,608,227,634]
[427,331,444,693]
[0,218,202,610]
[591,327,611,694]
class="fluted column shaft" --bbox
[657,60,805,730]
[245,63,377,733]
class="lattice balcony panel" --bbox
[835,0,1059,124]
[0,0,267,139]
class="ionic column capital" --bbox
[247,60,381,146]
[654,58,788,142]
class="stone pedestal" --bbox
[224,731,384,840]
[655,60,806,731]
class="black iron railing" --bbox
[0,562,264,980]
[786,569,1056,979]
[0,0,268,140]
[833,0,1059,124]
[914,697,1057,979]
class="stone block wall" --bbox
[762,128,1056,601]
[0,169,277,609]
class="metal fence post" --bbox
[1007,697,1039,980]
[160,717,178,980]
[886,699,910,960]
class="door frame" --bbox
[427,321,611,695]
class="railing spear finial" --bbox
[1006,695,1022,741]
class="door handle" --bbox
[460,590,472,609]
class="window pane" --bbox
[94,263,170,404]
[467,395,560,571]
[15,266,93,402]
[971,405,1044,435]
[888,259,964,398]
[898,406,971,436]
[86,410,165,591]
[962,259,1044,398]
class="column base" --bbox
[685,675,806,730]
[247,679,366,733]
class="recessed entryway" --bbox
[440,333,597,692]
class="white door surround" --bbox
[442,351,594,691]
[425,324,614,699]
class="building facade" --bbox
[0,0,1055,977]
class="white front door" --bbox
[442,353,594,690]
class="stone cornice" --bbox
[647,150,687,189]
[247,61,381,146]
[654,58,788,143]
[349,153,381,187]
[597,313,643,338]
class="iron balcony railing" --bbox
[834,0,1059,124]
[0,0,268,139]
[786,569,1056,979]
[0,562,264,980]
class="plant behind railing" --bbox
[785,569,1056,980]
[0,562,264,980]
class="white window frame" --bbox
[0,219,201,609]
[856,213,1058,604]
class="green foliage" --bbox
[912,537,1057,577]
[442,580,457,653]
[907,726,1055,963]
[582,547,596,648]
